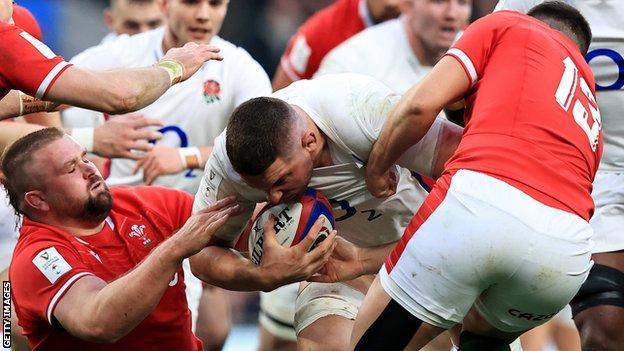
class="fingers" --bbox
[296,216,326,252]
[129,116,164,129]
[133,129,163,141]
[129,141,155,153]
[195,196,237,215]
[261,215,279,247]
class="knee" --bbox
[196,321,231,351]
[575,307,624,351]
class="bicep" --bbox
[404,56,471,116]
[52,275,107,336]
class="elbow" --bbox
[189,254,214,285]
[100,84,140,114]
[78,325,124,344]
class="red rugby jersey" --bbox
[0,21,70,100]
[445,11,603,221]
[9,186,201,351]
[280,0,368,80]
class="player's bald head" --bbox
[226,97,301,176]
[528,1,591,55]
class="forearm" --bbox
[359,242,396,275]
[0,121,44,150]
[190,246,272,292]
[76,239,183,340]
[46,66,172,115]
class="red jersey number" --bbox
[555,57,602,151]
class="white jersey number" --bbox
[554,57,602,151]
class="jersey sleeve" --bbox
[10,238,94,325]
[193,140,256,243]
[279,15,330,81]
[444,13,514,87]
[0,26,71,99]
[230,48,271,107]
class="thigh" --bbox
[298,315,354,351]
[590,172,624,254]
[259,283,298,343]
[295,281,365,335]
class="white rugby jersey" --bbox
[63,27,272,193]
[314,18,432,94]
[495,0,624,172]
[194,74,445,247]
[0,187,19,271]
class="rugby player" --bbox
[101,0,164,43]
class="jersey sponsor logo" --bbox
[19,32,56,59]
[508,309,555,322]
[203,79,221,104]
[32,247,72,284]
[586,48,624,91]
[128,224,152,247]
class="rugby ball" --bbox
[248,188,335,265]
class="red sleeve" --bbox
[0,23,71,98]
[444,12,518,87]
[280,23,317,81]
[10,237,94,326]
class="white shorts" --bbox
[259,283,298,341]
[381,170,594,333]
[294,281,365,334]
[590,171,624,253]
[183,259,203,331]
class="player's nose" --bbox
[268,190,283,205]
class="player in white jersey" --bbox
[101,0,165,44]
[188,73,462,350]
[315,0,471,94]
[62,1,271,349]
[494,1,624,350]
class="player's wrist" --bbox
[156,60,184,86]
[178,147,202,169]
[17,91,57,115]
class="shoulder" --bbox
[111,186,193,211]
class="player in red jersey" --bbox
[0,0,222,118]
[1,128,242,351]
[271,0,401,91]
[343,2,599,350]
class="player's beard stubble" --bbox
[76,175,113,222]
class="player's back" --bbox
[446,11,602,220]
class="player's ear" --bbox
[24,190,49,213]
[103,9,114,31]
[301,131,318,153]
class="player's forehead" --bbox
[42,136,82,163]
